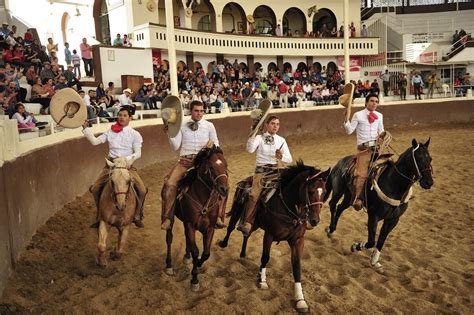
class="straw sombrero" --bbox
[338,83,355,121]
[249,100,272,138]
[247,15,255,24]
[161,95,183,138]
[50,88,87,128]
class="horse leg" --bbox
[371,217,400,273]
[110,225,130,261]
[184,225,200,291]
[326,190,351,237]
[96,220,109,268]
[165,223,174,275]
[352,214,378,252]
[290,237,309,313]
[257,232,273,289]
[198,228,215,267]
[240,235,249,258]
[218,205,241,248]
[183,228,192,265]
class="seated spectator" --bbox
[11,44,26,68]
[43,78,56,98]
[123,34,132,47]
[294,82,305,101]
[31,77,51,114]
[321,85,330,104]
[46,37,58,57]
[96,82,106,100]
[79,90,96,120]
[40,62,54,82]
[3,80,19,117]
[63,65,82,90]
[371,79,380,95]
[25,64,38,85]
[5,32,17,47]
[24,28,34,45]
[54,75,68,90]
[303,82,313,99]
[209,89,222,112]
[12,103,47,130]
[287,88,298,107]
[118,88,136,114]
[312,87,324,105]
[24,45,41,72]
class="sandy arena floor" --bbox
[1,123,473,314]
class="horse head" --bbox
[410,138,434,189]
[195,145,229,197]
[303,167,331,228]
[106,157,133,211]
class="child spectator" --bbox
[64,42,72,65]
[72,49,81,77]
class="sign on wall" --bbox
[336,56,362,72]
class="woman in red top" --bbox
[12,44,26,68]
[2,46,14,63]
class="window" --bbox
[198,15,211,31]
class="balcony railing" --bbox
[133,23,379,57]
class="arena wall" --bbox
[1,99,473,297]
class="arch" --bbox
[197,15,211,31]
[327,61,337,77]
[282,7,306,36]
[297,62,308,72]
[253,62,262,72]
[283,62,292,73]
[239,62,248,70]
[194,61,203,70]
[222,2,246,34]
[157,0,185,26]
[313,62,322,72]
[192,0,216,32]
[93,0,110,44]
[312,8,337,35]
[252,5,276,35]
[267,62,278,72]
[61,12,70,44]
[177,60,187,71]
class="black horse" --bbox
[324,139,433,273]
[219,161,330,312]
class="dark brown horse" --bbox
[219,161,330,313]
[164,145,229,291]
[97,157,137,267]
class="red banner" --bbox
[336,56,362,72]
[419,51,437,63]
[152,50,161,66]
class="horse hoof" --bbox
[191,283,200,292]
[218,240,228,248]
[165,268,174,276]
[182,256,192,265]
[325,227,333,238]
[257,281,268,290]
[296,299,309,313]
[96,256,107,268]
[372,262,385,274]
[109,251,121,261]
[351,243,358,252]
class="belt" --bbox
[255,164,278,173]
[180,154,197,159]
[357,141,377,151]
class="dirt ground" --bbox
[1,123,473,314]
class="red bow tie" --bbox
[368,111,378,124]
[111,123,123,133]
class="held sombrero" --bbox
[161,95,183,138]
[249,99,272,138]
[50,88,87,128]
[338,83,355,122]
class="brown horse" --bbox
[164,145,229,291]
[96,157,137,267]
[219,161,330,313]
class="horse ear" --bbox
[412,138,418,148]
[424,137,431,147]
[106,158,114,168]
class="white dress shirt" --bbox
[247,132,292,166]
[169,118,219,156]
[118,94,132,106]
[83,126,143,160]
[344,108,384,145]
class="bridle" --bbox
[109,166,133,197]
[394,144,433,183]
[197,158,229,192]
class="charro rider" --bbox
[160,98,226,230]
[238,100,293,236]
[343,92,385,211]
[82,107,147,228]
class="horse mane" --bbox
[178,145,223,188]
[280,159,320,188]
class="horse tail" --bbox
[226,179,249,217]
[323,171,333,203]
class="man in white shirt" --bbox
[161,100,224,230]
[343,93,384,210]
[238,115,292,236]
[82,107,147,228]
[118,88,136,114]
